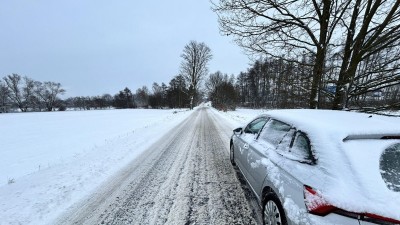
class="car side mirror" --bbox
[233,127,243,135]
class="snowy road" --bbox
[55,107,261,225]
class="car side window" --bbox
[289,132,316,164]
[244,117,268,134]
[259,119,291,146]
[276,128,296,152]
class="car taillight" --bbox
[303,185,400,224]
[303,185,336,216]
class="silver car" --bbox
[230,109,400,225]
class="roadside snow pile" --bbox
[210,108,267,128]
[0,109,192,225]
[382,110,400,116]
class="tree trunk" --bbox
[309,0,331,109]
[309,50,325,109]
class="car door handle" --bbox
[243,143,249,149]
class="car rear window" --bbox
[380,143,400,192]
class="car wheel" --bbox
[263,192,288,225]
[230,144,236,166]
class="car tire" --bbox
[262,192,288,225]
[230,144,236,166]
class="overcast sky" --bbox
[0,0,250,97]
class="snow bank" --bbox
[209,108,267,128]
[0,109,193,225]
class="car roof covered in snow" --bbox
[258,109,400,220]
[261,109,400,140]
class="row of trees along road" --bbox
[205,71,237,111]
[232,56,400,111]
[213,0,400,110]
[63,78,191,110]
[64,39,215,110]
[0,41,213,113]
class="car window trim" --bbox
[244,116,269,135]
[255,117,270,139]
[258,118,291,142]
[289,131,316,165]
[271,128,317,165]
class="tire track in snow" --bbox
[55,107,260,225]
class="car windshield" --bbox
[380,143,400,192]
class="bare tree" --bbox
[101,94,113,109]
[212,0,351,108]
[35,81,66,111]
[0,80,10,112]
[180,40,212,109]
[213,0,400,110]
[205,71,225,93]
[3,74,23,111]
[135,86,150,108]
[350,48,400,104]
[149,82,164,108]
[28,81,44,111]
[332,0,400,109]
[23,77,38,110]
[206,71,237,110]
[3,74,36,112]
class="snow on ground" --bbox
[209,107,267,128]
[382,110,400,116]
[0,105,266,225]
[55,107,260,225]
[4,105,396,225]
[0,109,192,225]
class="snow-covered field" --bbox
[0,108,194,225]
[0,105,267,225]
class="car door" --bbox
[246,119,291,194]
[235,117,269,180]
